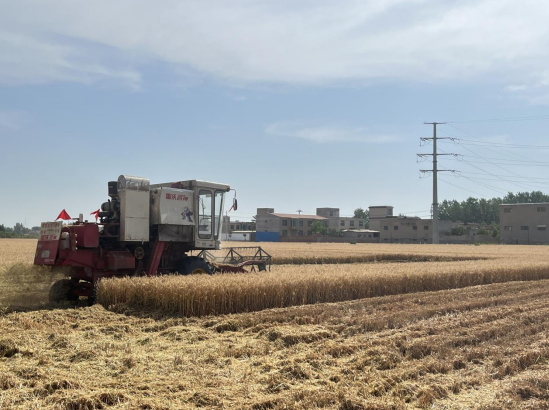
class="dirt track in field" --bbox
[2,280,549,409]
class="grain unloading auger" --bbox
[34,175,269,304]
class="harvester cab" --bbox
[34,175,268,304]
[99,176,229,251]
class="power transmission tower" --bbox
[418,122,455,244]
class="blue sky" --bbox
[2,0,549,227]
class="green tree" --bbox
[14,223,30,235]
[503,191,549,204]
[311,220,327,235]
[353,208,369,228]
[437,190,549,225]
[0,224,4,232]
[326,228,342,237]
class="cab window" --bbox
[214,190,225,240]
[198,190,212,239]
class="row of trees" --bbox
[439,191,549,225]
[0,223,40,238]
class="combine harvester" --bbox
[34,175,271,304]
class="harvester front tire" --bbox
[49,279,78,304]
[87,283,98,306]
[177,257,212,275]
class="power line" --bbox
[439,127,549,192]
[453,175,509,195]
[445,158,533,191]
[399,209,431,214]
[451,171,549,181]
[448,159,549,168]
[437,152,532,191]
[438,176,487,197]
[447,124,549,149]
[444,114,549,124]
[439,128,535,163]
[438,159,549,191]
[451,154,549,165]
[451,139,549,150]
[454,174,549,187]
[439,139,537,189]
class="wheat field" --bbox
[3,239,549,409]
[4,239,549,314]
[98,242,549,317]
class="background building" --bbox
[255,208,327,242]
[500,203,549,244]
[341,229,380,242]
[316,208,365,231]
[377,216,452,243]
[255,207,365,242]
[369,206,394,231]
[222,216,256,241]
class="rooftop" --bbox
[500,203,549,206]
[342,229,380,233]
[270,213,328,220]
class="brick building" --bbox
[377,216,452,243]
[221,216,256,241]
[500,203,549,244]
[255,207,365,242]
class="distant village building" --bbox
[255,208,327,241]
[341,229,380,242]
[255,207,365,242]
[316,208,365,230]
[222,216,256,241]
[252,204,453,244]
[368,206,394,231]
[499,203,549,244]
[376,216,452,243]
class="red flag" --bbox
[90,209,100,221]
[55,209,71,221]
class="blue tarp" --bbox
[256,231,280,242]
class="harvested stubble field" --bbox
[3,239,549,409]
[2,281,549,409]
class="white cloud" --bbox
[0,30,141,89]
[1,0,549,89]
[506,85,528,93]
[265,122,398,144]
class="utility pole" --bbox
[418,122,455,244]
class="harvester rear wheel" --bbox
[177,257,212,275]
[49,279,78,304]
